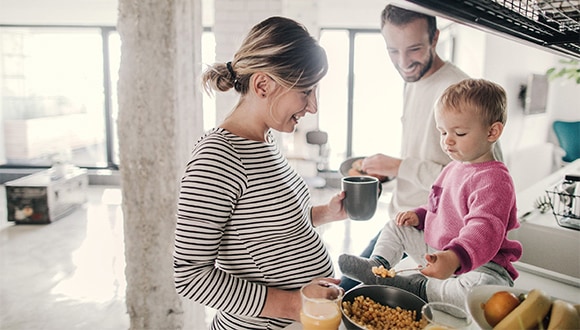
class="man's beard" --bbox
[399,51,434,83]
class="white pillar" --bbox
[116,0,205,328]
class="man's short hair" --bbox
[381,5,437,43]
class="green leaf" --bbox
[546,60,580,84]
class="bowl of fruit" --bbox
[466,285,580,329]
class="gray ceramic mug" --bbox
[342,176,382,220]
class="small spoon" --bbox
[372,265,424,278]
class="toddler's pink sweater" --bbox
[415,160,523,280]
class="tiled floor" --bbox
[0,186,129,330]
[0,184,391,329]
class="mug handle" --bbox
[378,181,383,197]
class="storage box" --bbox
[4,167,88,224]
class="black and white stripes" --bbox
[174,128,334,329]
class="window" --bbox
[0,26,119,169]
[0,24,401,172]
[318,29,403,170]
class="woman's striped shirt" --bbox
[174,128,334,329]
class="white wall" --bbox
[452,25,486,78]
[477,33,579,191]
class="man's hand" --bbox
[362,153,402,178]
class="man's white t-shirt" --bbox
[388,62,469,218]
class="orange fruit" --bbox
[481,290,521,327]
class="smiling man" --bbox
[382,7,441,83]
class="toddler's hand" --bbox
[420,251,460,279]
[395,211,419,226]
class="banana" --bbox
[493,288,552,330]
[547,300,580,330]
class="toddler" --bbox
[339,78,523,308]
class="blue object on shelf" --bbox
[553,120,580,163]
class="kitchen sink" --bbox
[510,159,580,286]
[509,217,580,283]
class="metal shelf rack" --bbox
[406,0,580,59]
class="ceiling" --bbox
[404,0,580,59]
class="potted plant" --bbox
[546,59,580,84]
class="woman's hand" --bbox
[311,191,347,226]
[327,191,347,217]
[260,277,343,321]
[395,211,419,226]
[420,250,460,280]
[302,277,344,301]
[260,287,302,320]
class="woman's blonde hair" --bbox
[436,78,507,126]
[202,16,328,95]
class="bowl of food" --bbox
[464,285,578,330]
[340,285,426,329]
[466,285,527,329]
[339,157,391,183]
